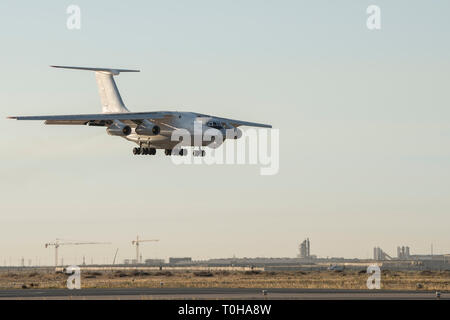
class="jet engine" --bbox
[106,120,131,136]
[226,127,242,140]
[135,119,161,136]
[203,128,226,149]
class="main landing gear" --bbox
[133,147,205,157]
[164,149,188,156]
[133,147,156,155]
[193,150,206,157]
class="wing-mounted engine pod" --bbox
[135,119,161,136]
[202,127,226,149]
[106,120,132,136]
[226,127,242,140]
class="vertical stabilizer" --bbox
[50,66,140,113]
[95,71,129,113]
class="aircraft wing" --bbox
[7,112,173,126]
[212,116,272,128]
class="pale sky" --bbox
[0,1,449,266]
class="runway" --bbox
[0,288,447,300]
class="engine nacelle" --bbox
[202,127,225,149]
[106,120,131,136]
[204,135,225,149]
[135,119,161,136]
[226,127,242,140]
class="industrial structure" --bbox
[298,238,311,259]
[372,245,413,261]
[373,247,392,261]
[397,246,411,259]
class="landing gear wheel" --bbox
[133,147,140,155]
[193,150,205,157]
[164,149,172,156]
[149,148,156,155]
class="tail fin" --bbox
[50,65,140,113]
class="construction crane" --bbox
[112,248,119,265]
[45,239,111,267]
[131,235,159,264]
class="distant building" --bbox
[299,238,311,259]
[169,257,192,264]
[144,259,165,265]
[123,259,138,265]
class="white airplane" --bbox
[8,66,271,156]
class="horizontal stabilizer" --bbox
[50,65,140,75]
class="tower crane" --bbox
[131,235,159,264]
[45,239,111,267]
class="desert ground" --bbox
[0,269,448,291]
